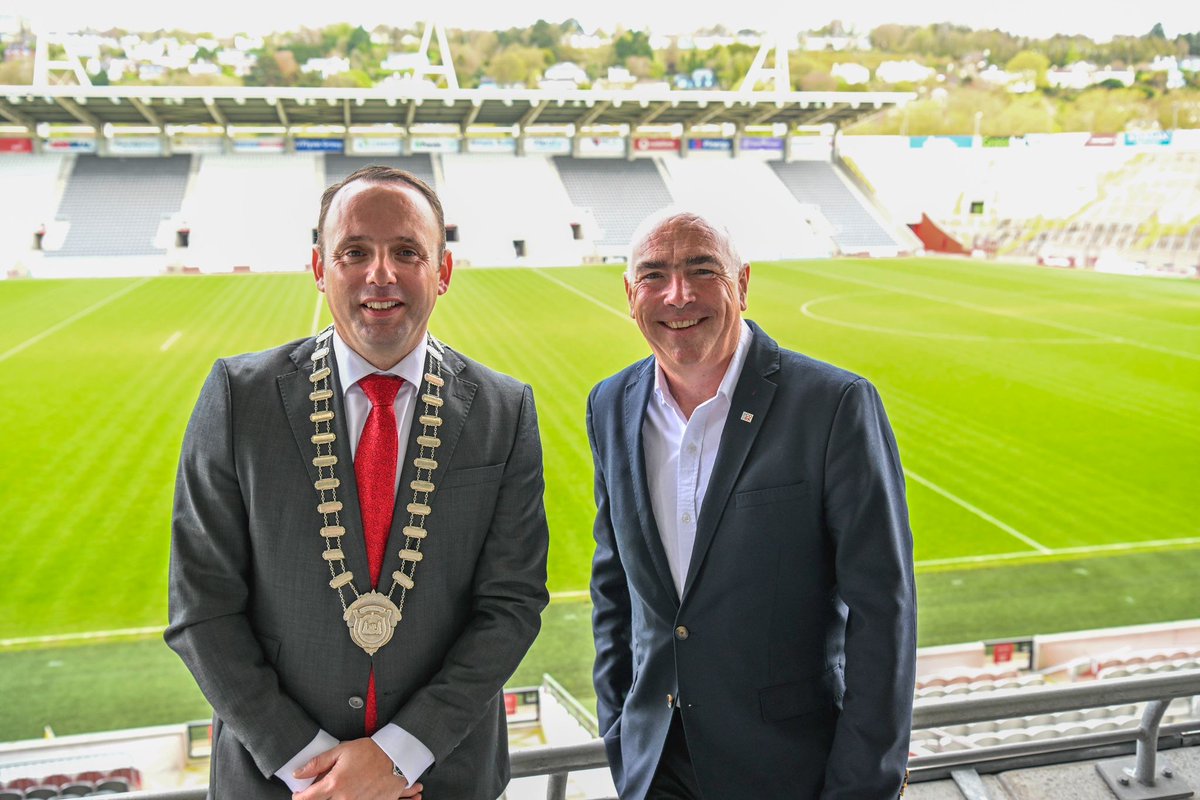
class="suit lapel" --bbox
[624,359,679,604]
[279,337,369,584]
[682,322,780,600]
[383,341,475,580]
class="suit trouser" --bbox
[647,709,702,800]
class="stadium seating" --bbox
[0,767,140,798]
[323,154,437,193]
[48,155,191,259]
[180,154,322,272]
[659,157,834,261]
[0,154,67,270]
[552,156,673,251]
[768,160,902,254]
[439,154,587,266]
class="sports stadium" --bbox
[0,14,1198,800]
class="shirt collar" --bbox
[331,329,427,396]
[652,319,753,411]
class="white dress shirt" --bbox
[275,331,435,792]
[643,321,752,598]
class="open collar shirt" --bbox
[643,320,752,599]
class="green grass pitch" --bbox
[0,257,1197,740]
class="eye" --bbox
[640,271,664,281]
[341,248,366,259]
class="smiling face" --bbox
[311,180,452,370]
[625,214,749,391]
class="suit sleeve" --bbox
[587,389,634,740]
[164,360,321,778]
[390,383,550,763]
[820,379,916,800]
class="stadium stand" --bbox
[552,156,673,252]
[0,154,67,271]
[439,153,586,266]
[658,157,834,261]
[0,766,140,798]
[48,156,190,259]
[768,159,904,254]
[323,154,437,194]
[840,136,1200,274]
[180,154,321,272]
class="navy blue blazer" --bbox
[588,320,916,799]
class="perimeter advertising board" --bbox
[108,136,164,156]
[348,136,403,155]
[577,136,625,157]
[523,136,571,154]
[632,137,680,156]
[172,134,225,154]
[232,135,286,153]
[45,136,97,153]
[466,137,517,154]
[295,138,345,153]
[410,137,460,154]
[0,138,33,153]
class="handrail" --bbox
[912,670,1200,728]
[90,671,1200,800]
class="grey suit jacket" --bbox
[166,334,549,799]
[589,320,916,799]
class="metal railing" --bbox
[94,671,1200,800]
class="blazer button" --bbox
[348,696,365,710]
[674,625,689,641]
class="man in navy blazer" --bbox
[588,209,916,799]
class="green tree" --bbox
[347,26,371,55]
[1006,50,1051,88]
[614,30,652,62]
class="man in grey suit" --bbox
[588,209,916,799]
[167,166,549,799]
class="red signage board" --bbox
[633,137,680,152]
[0,138,34,154]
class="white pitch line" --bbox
[533,269,630,321]
[0,277,152,364]
[905,469,1051,554]
[0,625,164,649]
[160,331,182,351]
[311,290,325,335]
[916,535,1200,569]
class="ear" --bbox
[738,263,750,311]
[311,245,326,292]
[437,250,454,295]
[624,273,635,318]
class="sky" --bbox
[4,0,1193,43]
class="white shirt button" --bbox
[686,443,697,455]
[681,513,691,524]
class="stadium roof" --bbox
[0,85,912,132]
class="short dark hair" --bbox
[316,165,446,258]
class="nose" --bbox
[365,251,397,286]
[664,272,693,308]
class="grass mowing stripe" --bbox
[784,262,1200,363]
[905,469,1049,553]
[0,277,151,363]
[916,535,1200,570]
[533,268,631,320]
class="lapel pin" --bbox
[740,412,754,423]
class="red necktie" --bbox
[355,373,404,734]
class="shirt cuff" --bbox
[274,729,339,793]
[372,723,435,784]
